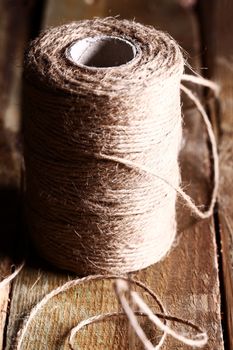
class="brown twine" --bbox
[0,17,219,349]
[22,17,218,276]
[15,274,207,350]
[0,262,24,289]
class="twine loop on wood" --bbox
[114,279,208,349]
[15,274,208,350]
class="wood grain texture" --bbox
[5,1,224,349]
[199,0,233,346]
[0,0,42,348]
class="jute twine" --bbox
[22,18,218,275]
[0,18,219,349]
[15,275,208,350]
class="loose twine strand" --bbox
[92,75,219,220]
[15,274,207,350]
[0,262,24,289]
[115,279,208,349]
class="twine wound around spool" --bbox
[23,18,184,275]
[23,18,218,275]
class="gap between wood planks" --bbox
[196,1,232,347]
[195,9,229,348]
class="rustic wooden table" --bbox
[0,0,232,349]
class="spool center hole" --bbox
[68,36,136,68]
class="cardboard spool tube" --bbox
[67,36,137,68]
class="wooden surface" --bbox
[199,0,233,348]
[0,0,231,349]
[0,1,41,348]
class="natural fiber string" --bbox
[0,262,24,289]
[14,77,218,350]
[15,275,166,349]
[0,19,219,349]
[180,82,219,217]
[7,73,217,349]
[1,72,217,348]
[115,279,207,349]
[182,73,220,93]
[82,75,219,223]
[0,77,218,293]
[23,18,219,275]
[15,274,207,350]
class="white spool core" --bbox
[67,36,137,68]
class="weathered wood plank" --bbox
[0,261,10,349]
[5,1,224,349]
[0,1,43,348]
[199,0,233,346]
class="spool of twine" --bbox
[23,18,204,275]
[11,17,219,350]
